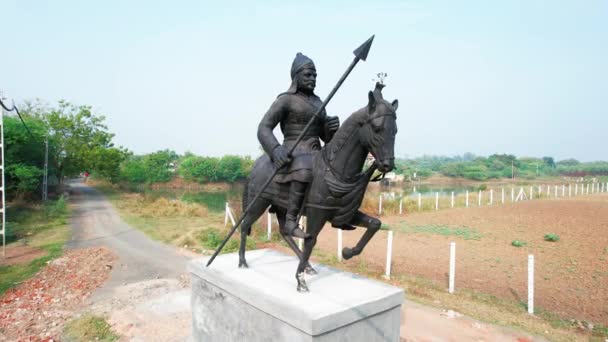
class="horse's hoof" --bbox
[305,265,317,275]
[342,247,356,260]
[238,260,249,268]
[297,282,310,292]
[296,272,309,292]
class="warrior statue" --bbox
[257,53,340,239]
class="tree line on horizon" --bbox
[4,100,607,200]
[394,154,608,181]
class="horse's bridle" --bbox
[322,111,395,184]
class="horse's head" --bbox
[359,83,398,173]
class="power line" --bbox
[0,96,34,139]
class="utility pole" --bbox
[43,135,48,201]
[0,90,6,256]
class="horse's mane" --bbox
[324,85,395,162]
[324,108,367,162]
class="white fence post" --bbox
[449,242,456,294]
[501,188,505,204]
[399,198,403,215]
[490,189,493,205]
[587,183,590,194]
[529,186,533,200]
[478,190,482,206]
[465,191,469,208]
[435,192,439,210]
[562,184,565,197]
[568,184,572,197]
[451,192,454,208]
[575,183,578,195]
[224,202,229,227]
[298,216,305,250]
[538,185,542,196]
[267,211,272,241]
[338,229,343,262]
[379,195,383,215]
[546,185,550,196]
[554,185,558,197]
[384,231,394,279]
[418,193,422,211]
[511,188,515,202]
[528,254,535,315]
[225,202,236,226]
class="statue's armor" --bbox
[258,92,330,184]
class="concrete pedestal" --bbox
[189,249,404,342]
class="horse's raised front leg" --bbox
[342,210,381,260]
[238,199,270,268]
[296,209,327,292]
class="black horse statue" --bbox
[239,83,398,292]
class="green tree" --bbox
[22,100,126,183]
[141,150,178,183]
[542,156,556,168]
[120,156,147,184]
[2,115,48,198]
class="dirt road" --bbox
[68,180,545,341]
[68,180,193,341]
[68,180,191,298]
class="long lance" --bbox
[206,35,375,267]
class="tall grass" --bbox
[113,193,208,218]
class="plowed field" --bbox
[315,193,608,325]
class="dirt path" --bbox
[68,180,546,341]
[67,180,193,341]
[68,180,190,296]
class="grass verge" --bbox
[392,221,482,240]
[0,197,70,295]
[62,314,118,342]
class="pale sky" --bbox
[2,0,607,161]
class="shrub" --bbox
[44,196,67,219]
[120,157,147,184]
[544,233,560,242]
[511,240,526,247]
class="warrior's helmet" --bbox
[286,53,316,94]
[290,53,316,79]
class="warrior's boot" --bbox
[284,182,310,239]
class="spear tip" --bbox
[353,34,375,61]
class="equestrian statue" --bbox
[206,36,399,292]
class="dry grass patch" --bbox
[115,193,208,218]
